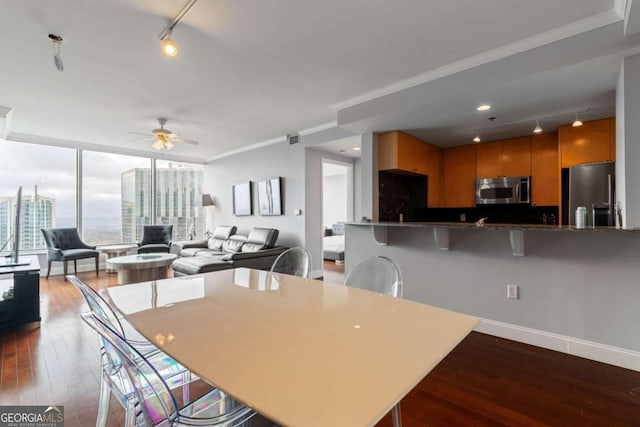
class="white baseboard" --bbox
[476,318,640,372]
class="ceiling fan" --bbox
[129,118,199,151]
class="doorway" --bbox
[321,159,353,283]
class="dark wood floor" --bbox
[2,271,640,426]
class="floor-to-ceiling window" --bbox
[0,140,76,250]
[155,160,204,240]
[0,140,204,251]
[82,151,152,244]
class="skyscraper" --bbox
[0,191,55,251]
[121,164,204,242]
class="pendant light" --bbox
[473,133,481,143]
[533,120,543,134]
[572,112,583,127]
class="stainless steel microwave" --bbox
[476,176,530,205]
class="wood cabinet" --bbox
[426,145,442,207]
[531,132,559,206]
[378,131,442,207]
[476,141,502,178]
[501,137,531,177]
[559,118,614,168]
[443,145,476,207]
[378,131,429,175]
[476,137,531,178]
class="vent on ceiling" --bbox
[287,135,300,145]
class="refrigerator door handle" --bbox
[608,174,612,210]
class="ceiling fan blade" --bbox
[172,136,199,145]
[128,131,154,137]
[129,136,155,143]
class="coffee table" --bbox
[106,253,177,285]
[97,244,139,273]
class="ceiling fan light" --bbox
[161,31,178,57]
[164,140,175,150]
[152,140,165,150]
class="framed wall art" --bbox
[232,181,252,216]
[257,177,282,216]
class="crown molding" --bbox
[334,9,623,111]
[205,121,339,163]
[6,132,204,164]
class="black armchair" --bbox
[41,228,99,279]
[138,225,173,254]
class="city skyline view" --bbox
[0,139,204,250]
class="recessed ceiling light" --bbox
[477,104,491,112]
[353,147,361,151]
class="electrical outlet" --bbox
[507,284,519,299]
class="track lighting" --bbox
[572,112,583,127]
[161,30,178,57]
[48,34,64,71]
[533,120,543,134]
[158,0,199,59]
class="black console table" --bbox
[0,256,41,329]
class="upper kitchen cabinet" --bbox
[476,137,531,178]
[476,141,502,178]
[378,131,442,207]
[559,118,615,168]
[378,131,430,175]
[531,132,559,207]
[443,145,476,207]
[501,136,531,177]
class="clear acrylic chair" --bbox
[68,276,194,427]
[81,311,256,427]
[344,256,404,426]
[270,247,312,278]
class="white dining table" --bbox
[106,268,478,427]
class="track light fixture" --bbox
[572,112,583,127]
[159,0,199,58]
[48,34,64,71]
[533,120,543,134]
[161,30,178,57]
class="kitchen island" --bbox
[348,220,640,256]
[345,221,640,371]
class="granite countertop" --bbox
[346,221,640,232]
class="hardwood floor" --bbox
[2,271,640,426]
[322,259,345,284]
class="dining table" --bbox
[106,268,478,427]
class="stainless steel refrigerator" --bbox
[568,161,615,226]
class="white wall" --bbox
[204,141,305,249]
[617,53,640,228]
[322,172,348,228]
